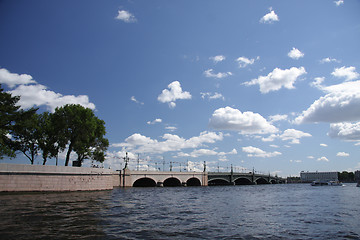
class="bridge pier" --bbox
[182,182,187,187]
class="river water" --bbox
[1,184,360,240]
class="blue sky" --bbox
[1,0,360,176]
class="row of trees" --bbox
[0,84,109,166]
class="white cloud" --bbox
[337,152,349,157]
[328,122,360,141]
[334,0,344,6]
[0,68,36,88]
[307,156,315,159]
[210,55,226,64]
[279,129,312,144]
[235,56,259,68]
[311,77,325,89]
[262,129,311,144]
[331,66,359,81]
[157,81,191,108]
[288,48,304,60]
[10,84,95,112]
[320,57,340,63]
[115,10,137,23]
[269,114,288,123]
[131,96,144,105]
[204,69,232,79]
[290,160,302,163]
[112,131,223,155]
[179,147,237,159]
[209,106,278,135]
[200,92,225,101]
[260,7,279,24]
[242,146,281,158]
[244,67,306,93]
[317,156,329,162]
[147,118,162,125]
[295,80,360,124]
[320,143,328,147]
[165,126,177,132]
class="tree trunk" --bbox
[65,142,73,166]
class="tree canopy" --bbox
[52,104,109,166]
[1,86,108,166]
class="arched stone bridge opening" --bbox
[120,169,207,187]
[208,172,284,186]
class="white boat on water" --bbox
[311,180,342,186]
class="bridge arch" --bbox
[208,178,230,186]
[234,177,253,185]
[133,177,157,187]
[186,177,201,186]
[255,177,269,184]
[270,179,277,184]
[163,177,182,187]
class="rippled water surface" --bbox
[1,184,360,239]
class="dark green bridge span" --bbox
[208,172,285,185]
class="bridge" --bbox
[208,171,285,185]
[118,168,285,187]
[119,168,208,187]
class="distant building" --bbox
[300,171,338,183]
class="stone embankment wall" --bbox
[0,163,120,192]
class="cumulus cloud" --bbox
[310,77,325,89]
[331,66,359,81]
[295,80,360,124]
[147,118,162,125]
[320,143,328,147]
[337,152,349,157]
[328,122,360,141]
[242,146,281,158]
[244,67,306,93]
[260,7,279,24]
[209,107,278,135]
[334,0,344,6]
[165,126,177,132]
[131,96,144,105]
[317,156,329,162]
[112,131,223,155]
[269,114,288,123]
[157,81,191,108]
[0,68,36,88]
[200,92,225,101]
[178,148,237,158]
[262,129,311,144]
[1,68,95,111]
[10,83,95,112]
[210,55,226,64]
[115,10,137,23]
[204,69,232,79]
[288,48,304,60]
[320,57,340,64]
[236,56,259,68]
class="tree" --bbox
[0,84,37,159]
[52,104,109,166]
[37,112,64,165]
[11,113,41,164]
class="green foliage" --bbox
[11,113,41,164]
[1,87,108,166]
[52,104,109,166]
[0,84,37,160]
[0,84,20,159]
[338,171,355,182]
